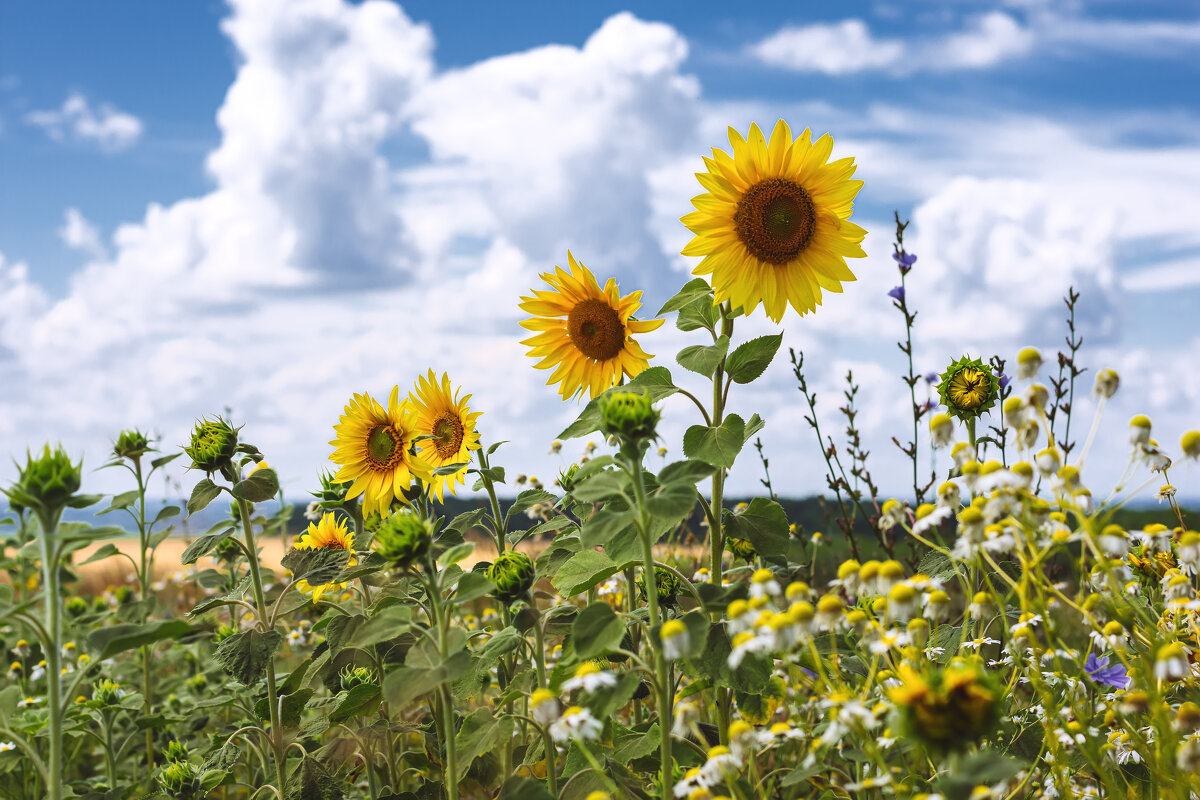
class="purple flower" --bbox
[999,373,1011,391]
[924,372,939,384]
[887,285,905,302]
[893,251,917,274]
[1085,653,1129,689]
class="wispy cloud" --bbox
[25,92,143,152]
[58,208,108,261]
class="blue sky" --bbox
[1,0,1198,503]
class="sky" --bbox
[1,0,1198,507]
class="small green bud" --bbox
[598,391,660,443]
[112,428,153,461]
[642,566,681,606]
[185,673,209,692]
[339,665,376,691]
[183,416,238,475]
[214,623,237,644]
[157,759,201,799]
[727,537,757,562]
[162,739,190,764]
[113,585,134,605]
[372,510,434,568]
[6,444,82,517]
[92,679,122,706]
[487,551,536,603]
[214,535,242,562]
[65,596,89,617]
[557,463,581,493]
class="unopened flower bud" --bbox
[1094,368,1120,399]
[598,391,659,444]
[488,551,536,603]
[372,510,434,568]
[1016,347,1043,379]
[184,417,238,475]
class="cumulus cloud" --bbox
[58,208,108,261]
[25,92,143,152]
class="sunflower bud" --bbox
[372,511,434,568]
[183,417,238,475]
[339,665,376,691]
[889,661,999,751]
[162,739,189,764]
[487,551,536,603]
[65,596,89,618]
[6,444,83,520]
[598,391,660,445]
[727,536,757,562]
[92,679,122,706]
[157,760,201,799]
[112,428,153,462]
[641,565,681,607]
[937,356,999,421]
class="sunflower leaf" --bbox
[552,549,621,597]
[657,278,713,315]
[232,468,279,503]
[682,414,748,469]
[187,479,222,515]
[675,295,719,333]
[433,461,468,476]
[281,547,352,586]
[725,334,783,384]
[723,497,789,559]
[572,601,625,660]
[676,335,730,379]
[180,530,234,565]
[215,629,282,686]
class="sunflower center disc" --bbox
[432,415,465,459]
[567,298,625,361]
[366,424,402,469]
[950,369,986,410]
[734,177,816,265]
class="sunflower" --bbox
[329,387,432,518]
[409,370,482,502]
[293,512,355,603]
[680,120,866,322]
[519,252,664,400]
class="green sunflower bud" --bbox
[5,444,82,518]
[888,661,999,752]
[185,673,208,692]
[92,679,122,706]
[557,463,581,493]
[340,665,376,691]
[937,356,1000,421]
[157,759,201,799]
[372,510,434,568]
[112,428,153,461]
[162,739,190,764]
[213,623,237,644]
[312,468,354,506]
[65,596,89,618]
[598,391,660,444]
[183,416,239,475]
[727,537,757,562]
[641,565,681,606]
[113,585,134,605]
[487,550,536,603]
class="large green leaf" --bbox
[724,497,790,559]
[281,547,352,586]
[455,708,517,781]
[656,277,712,315]
[571,470,627,504]
[572,602,625,660]
[328,684,381,724]
[214,629,282,686]
[287,756,346,800]
[552,549,621,597]
[580,508,634,549]
[724,333,783,384]
[187,479,222,514]
[498,777,553,800]
[232,467,279,503]
[676,334,729,379]
[683,415,747,469]
[344,605,413,649]
[382,649,472,708]
[87,620,194,660]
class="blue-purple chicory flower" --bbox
[999,373,1012,391]
[888,286,905,302]
[1085,652,1129,689]
[893,251,917,273]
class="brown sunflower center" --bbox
[432,414,465,460]
[366,423,403,470]
[567,298,625,361]
[733,177,816,265]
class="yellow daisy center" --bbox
[431,413,465,460]
[949,369,987,410]
[567,298,625,361]
[734,177,816,265]
[366,423,403,470]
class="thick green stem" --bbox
[710,306,734,744]
[423,558,459,800]
[103,717,118,791]
[626,452,673,795]
[38,511,63,800]
[237,497,286,791]
[134,458,157,771]
[533,616,558,795]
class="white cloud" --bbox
[57,208,108,261]
[750,20,907,75]
[25,92,143,152]
[751,13,1030,74]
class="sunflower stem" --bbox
[37,508,64,800]
[710,302,734,745]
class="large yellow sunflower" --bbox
[409,370,482,502]
[329,387,432,518]
[681,120,866,322]
[292,512,355,603]
[519,252,664,400]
